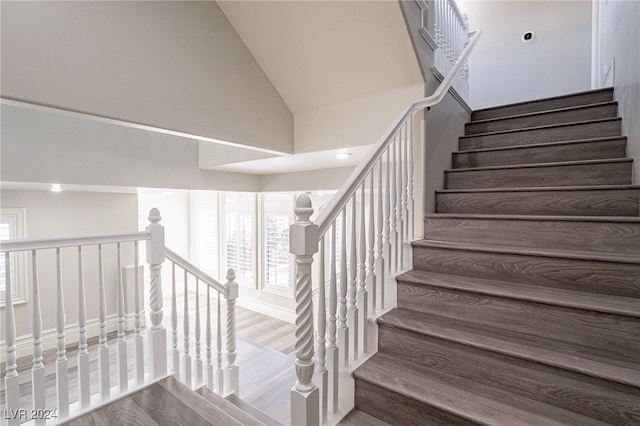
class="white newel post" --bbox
[224,268,239,396]
[146,208,167,379]
[290,194,320,426]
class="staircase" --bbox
[348,88,640,425]
[63,376,282,425]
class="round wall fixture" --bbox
[521,31,535,43]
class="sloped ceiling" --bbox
[217,0,424,114]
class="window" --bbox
[191,192,219,278]
[1,208,27,305]
[224,193,256,287]
[263,193,294,289]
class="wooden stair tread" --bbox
[468,101,618,126]
[459,117,622,140]
[338,409,392,426]
[412,238,640,264]
[379,308,640,387]
[454,135,627,154]
[437,184,640,193]
[195,386,276,426]
[424,212,640,223]
[224,394,283,426]
[354,353,607,426]
[445,157,632,173]
[397,269,640,317]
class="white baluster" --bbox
[206,285,214,391]
[225,269,239,396]
[216,294,224,395]
[403,123,410,245]
[97,244,110,401]
[171,262,179,380]
[146,208,166,379]
[31,251,45,424]
[384,146,392,281]
[348,196,359,361]
[116,242,128,392]
[290,194,319,426]
[408,117,415,240]
[366,171,376,349]
[377,157,386,312]
[358,184,368,356]
[338,209,349,368]
[398,126,406,270]
[77,246,90,408]
[390,137,399,273]
[183,270,191,388]
[315,237,328,424]
[195,278,203,387]
[134,241,144,385]
[55,248,69,418]
[4,252,19,425]
[327,223,339,414]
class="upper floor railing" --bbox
[434,0,471,100]
[289,26,481,426]
[1,208,238,424]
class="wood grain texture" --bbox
[452,137,627,169]
[338,409,392,426]
[378,309,640,387]
[436,186,640,216]
[465,102,618,135]
[354,353,606,426]
[445,158,633,189]
[423,214,640,255]
[458,118,622,151]
[377,325,640,425]
[411,242,640,298]
[471,88,614,121]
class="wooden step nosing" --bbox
[424,213,640,223]
[467,101,619,126]
[459,117,622,140]
[412,239,640,265]
[397,272,640,317]
[437,185,640,194]
[472,88,614,117]
[445,157,633,174]
[378,313,640,387]
[454,136,627,155]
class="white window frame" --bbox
[189,191,220,280]
[261,193,295,295]
[1,208,28,307]
[222,192,257,288]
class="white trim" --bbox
[235,296,295,324]
[0,208,28,306]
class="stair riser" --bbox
[466,103,618,135]
[436,188,640,216]
[445,160,632,189]
[453,138,627,168]
[377,326,640,425]
[396,282,640,355]
[471,89,614,121]
[412,245,640,298]
[459,119,621,151]
[354,379,475,426]
[423,217,640,255]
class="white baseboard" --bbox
[236,297,295,324]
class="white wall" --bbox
[294,84,425,154]
[597,0,640,184]
[458,0,592,109]
[0,1,293,154]
[0,189,138,358]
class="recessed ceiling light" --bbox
[51,183,63,192]
[336,152,352,160]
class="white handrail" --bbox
[0,231,151,252]
[165,247,228,296]
[316,29,482,236]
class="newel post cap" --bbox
[146,207,165,264]
[289,194,318,256]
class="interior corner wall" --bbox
[598,0,640,185]
[294,84,425,154]
[458,0,592,110]
[0,1,293,154]
[0,189,138,357]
